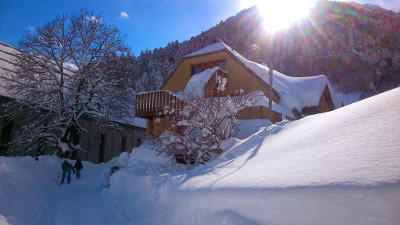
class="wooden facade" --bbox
[135,48,284,136]
[135,41,338,136]
[301,85,335,115]
[162,50,281,103]
[135,90,185,118]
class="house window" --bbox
[192,59,226,75]
[219,60,226,70]
[0,118,13,155]
[121,136,127,153]
[72,129,81,146]
[99,133,105,163]
[193,66,202,75]
[137,138,143,147]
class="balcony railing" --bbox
[135,90,185,118]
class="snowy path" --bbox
[0,156,134,225]
[44,162,133,225]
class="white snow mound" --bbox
[109,87,400,224]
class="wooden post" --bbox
[268,41,275,121]
[268,61,273,121]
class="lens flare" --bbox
[241,0,316,33]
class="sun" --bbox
[241,0,316,33]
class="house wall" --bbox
[0,100,51,157]
[80,120,146,163]
[301,85,335,115]
[237,106,282,123]
[152,50,283,136]
[147,116,183,137]
[318,85,335,113]
[1,42,147,163]
[147,117,171,137]
[162,50,280,103]
[0,106,146,163]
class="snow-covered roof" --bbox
[0,42,19,98]
[0,42,76,98]
[184,40,342,116]
[185,42,227,58]
[228,49,342,111]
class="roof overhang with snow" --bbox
[178,40,341,114]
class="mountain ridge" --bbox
[129,1,400,97]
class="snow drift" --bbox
[0,156,123,225]
[0,88,399,225]
[109,87,400,224]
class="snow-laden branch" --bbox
[0,9,132,156]
[155,77,263,165]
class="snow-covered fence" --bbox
[135,90,185,118]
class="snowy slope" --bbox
[1,88,399,225]
[184,88,400,188]
[109,87,400,224]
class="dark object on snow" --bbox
[35,157,39,161]
[74,159,83,169]
[175,154,196,165]
[60,160,75,184]
[74,158,83,179]
[111,166,120,174]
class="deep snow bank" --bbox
[0,157,55,225]
[0,156,123,225]
[109,88,400,224]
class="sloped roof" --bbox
[184,40,341,116]
[185,42,227,58]
[0,42,19,98]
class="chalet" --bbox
[0,41,146,163]
[135,40,342,136]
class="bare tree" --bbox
[156,87,261,165]
[0,9,132,156]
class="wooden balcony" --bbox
[135,90,185,118]
[203,69,227,97]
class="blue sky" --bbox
[0,0,398,56]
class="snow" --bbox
[235,119,273,139]
[0,156,129,225]
[184,67,219,97]
[107,87,400,224]
[248,91,290,117]
[185,42,227,58]
[226,46,342,112]
[127,141,173,170]
[1,88,399,224]
[342,92,361,105]
[132,117,147,128]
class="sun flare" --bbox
[241,0,316,33]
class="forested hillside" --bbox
[128,0,400,96]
